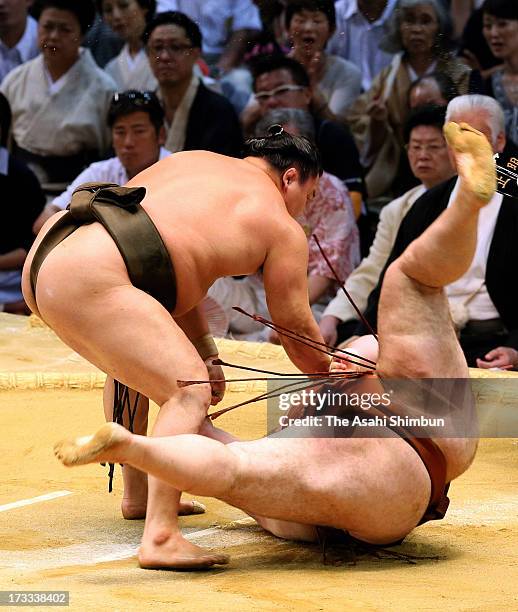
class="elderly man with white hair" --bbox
[351,94,518,370]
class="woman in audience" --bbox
[99,0,158,90]
[0,0,116,186]
[480,0,518,147]
[285,0,361,121]
[346,0,471,198]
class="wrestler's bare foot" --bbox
[443,121,496,204]
[54,422,129,466]
[138,531,230,570]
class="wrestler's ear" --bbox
[282,167,300,189]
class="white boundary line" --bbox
[0,490,72,513]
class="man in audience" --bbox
[319,105,455,345]
[0,0,39,83]
[0,92,44,313]
[144,11,243,156]
[243,54,365,217]
[33,90,169,234]
[155,0,262,74]
[328,0,397,91]
[350,95,518,370]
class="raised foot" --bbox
[443,121,496,203]
[138,535,229,570]
[54,422,128,466]
[122,499,206,520]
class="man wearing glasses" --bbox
[243,55,365,218]
[32,90,170,234]
[144,11,243,156]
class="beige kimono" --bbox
[105,46,157,92]
[1,49,116,160]
[346,52,471,198]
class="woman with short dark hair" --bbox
[0,0,117,185]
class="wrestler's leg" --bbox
[377,122,496,381]
[55,423,428,544]
[199,419,318,542]
[103,380,204,519]
[36,275,224,569]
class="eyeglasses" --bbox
[255,84,305,103]
[148,43,193,58]
[112,91,156,105]
[406,142,447,155]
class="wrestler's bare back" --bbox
[24,151,311,318]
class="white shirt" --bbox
[446,180,503,320]
[0,16,39,84]
[156,0,262,55]
[51,147,171,210]
[328,0,398,91]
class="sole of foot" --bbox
[54,422,126,467]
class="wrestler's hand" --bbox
[476,347,518,370]
[205,358,226,405]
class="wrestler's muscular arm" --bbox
[263,224,331,373]
[174,305,225,404]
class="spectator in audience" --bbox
[242,54,364,216]
[0,0,39,83]
[328,0,398,91]
[155,0,262,75]
[346,0,471,198]
[408,71,459,107]
[83,10,123,67]
[285,0,361,120]
[319,105,454,345]
[1,0,116,186]
[249,0,290,56]
[0,92,45,314]
[144,11,243,156]
[352,95,518,369]
[480,0,518,148]
[99,0,157,91]
[33,90,170,233]
[458,5,500,78]
[208,107,360,341]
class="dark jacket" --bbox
[358,176,518,348]
[184,81,243,158]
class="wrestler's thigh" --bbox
[35,267,206,406]
[21,211,68,317]
[222,433,430,544]
[377,261,468,379]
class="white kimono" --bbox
[1,48,116,158]
[104,46,157,92]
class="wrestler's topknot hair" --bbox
[244,125,322,183]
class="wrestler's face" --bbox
[482,13,518,60]
[407,125,454,189]
[38,8,82,62]
[281,168,319,217]
[254,69,311,113]
[101,0,148,41]
[409,79,447,108]
[112,111,165,180]
[400,4,439,56]
[287,9,334,54]
[147,23,200,86]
